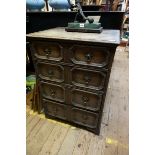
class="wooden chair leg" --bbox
[32,84,36,111]
[31,81,42,114]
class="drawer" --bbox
[37,62,64,83]
[69,45,110,68]
[71,108,98,129]
[71,67,107,90]
[31,41,63,61]
[43,99,67,120]
[71,88,103,111]
[40,82,65,103]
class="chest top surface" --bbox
[26,27,120,45]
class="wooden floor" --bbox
[26,46,129,155]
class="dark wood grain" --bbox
[27,27,120,45]
[27,27,120,134]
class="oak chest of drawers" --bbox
[27,27,120,135]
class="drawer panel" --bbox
[71,67,106,90]
[40,82,65,103]
[32,41,63,61]
[69,45,110,67]
[43,99,67,120]
[71,108,98,129]
[71,88,103,111]
[37,62,64,83]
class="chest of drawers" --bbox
[26,27,120,135]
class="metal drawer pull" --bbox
[53,107,58,115]
[85,53,93,62]
[82,115,88,121]
[48,69,54,78]
[50,89,56,98]
[83,75,91,85]
[44,48,52,58]
[82,95,89,105]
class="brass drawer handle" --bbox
[44,48,52,58]
[50,89,56,98]
[48,69,54,78]
[82,95,89,106]
[85,53,93,62]
[83,75,91,85]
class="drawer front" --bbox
[43,99,67,120]
[70,45,110,67]
[32,41,63,61]
[37,62,64,83]
[71,67,106,90]
[71,108,98,129]
[40,82,65,103]
[71,88,102,111]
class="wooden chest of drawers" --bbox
[27,27,120,135]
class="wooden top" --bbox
[27,27,120,45]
